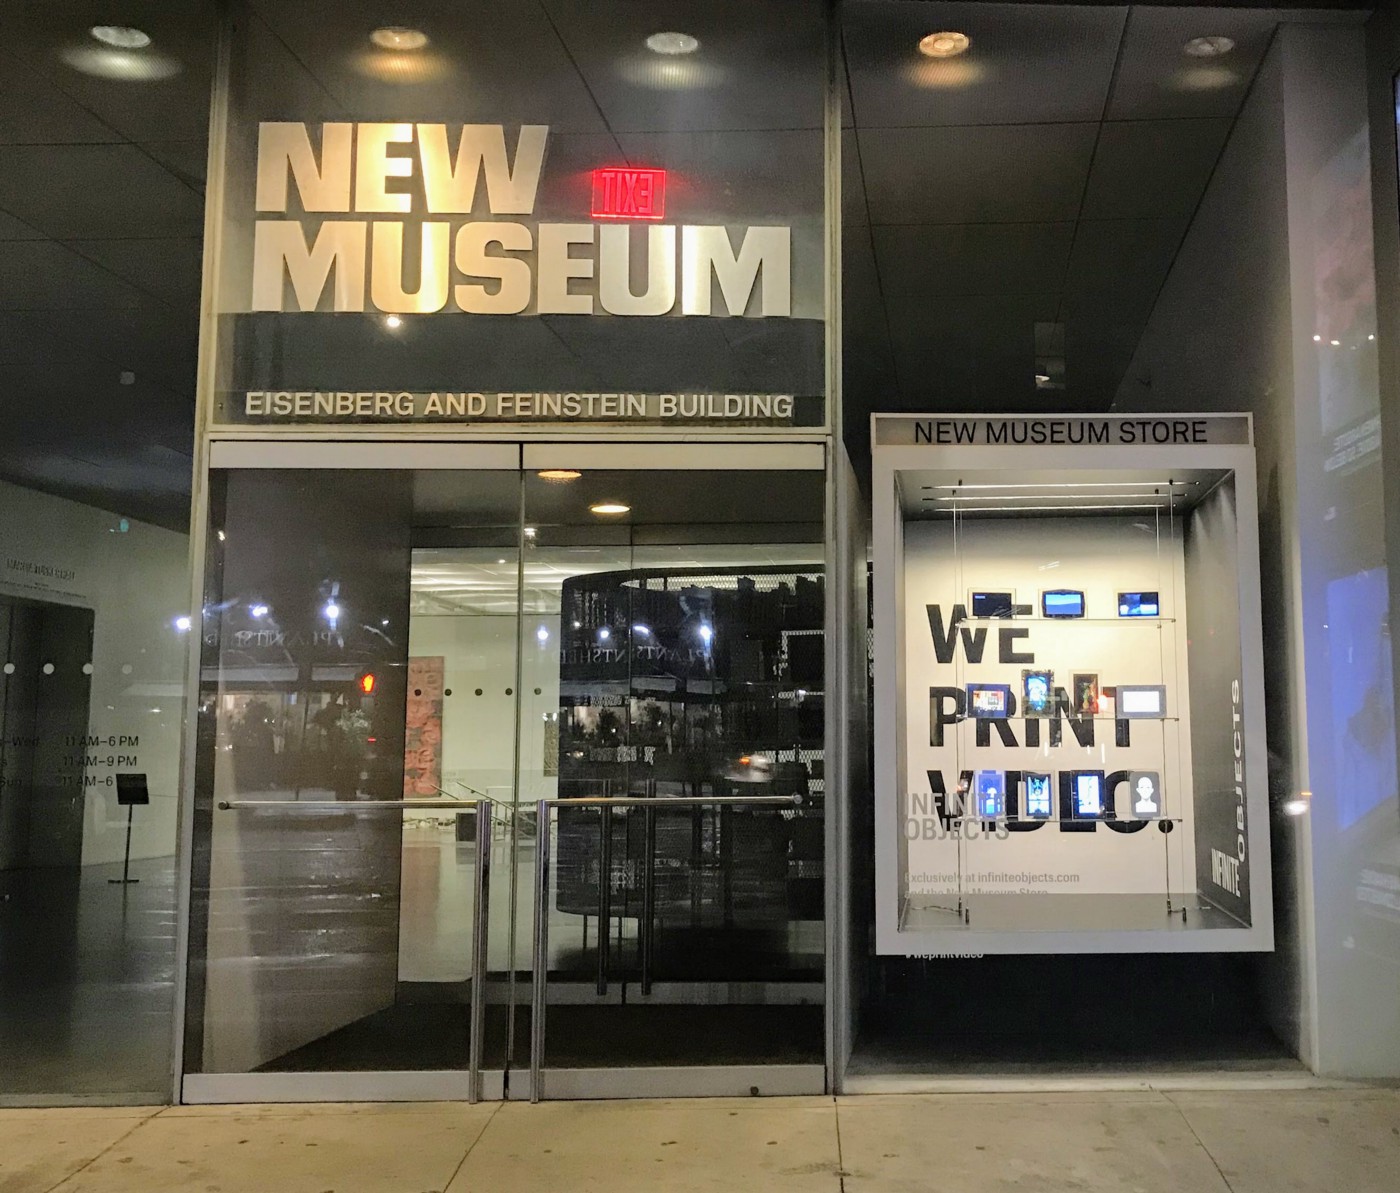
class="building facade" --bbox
[1,0,1399,1104]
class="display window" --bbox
[872,414,1272,954]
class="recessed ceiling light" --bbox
[590,501,631,516]
[538,469,581,482]
[90,26,151,49]
[646,31,700,56]
[919,31,970,59]
[63,41,181,80]
[1183,35,1235,58]
[370,26,429,51]
[384,314,403,329]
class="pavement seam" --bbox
[37,1106,169,1193]
[832,1094,847,1193]
[439,1100,505,1191]
[1161,1091,1238,1193]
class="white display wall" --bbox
[900,515,1195,906]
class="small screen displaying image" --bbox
[1072,673,1099,716]
[974,770,1005,818]
[1130,770,1163,819]
[971,591,1014,619]
[1022,669,1053,716]
[1025,772,1053,819]
[1117,685,1166,718]
[1118,591,1160,617]
[1042,589,1085,618]
[1072,771,1105,818]
[967,683,1012,717]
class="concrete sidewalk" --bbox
[2,1088,1397,1193]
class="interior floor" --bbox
[0,856,177,1100]
[259,1002,825,1072]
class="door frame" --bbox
[172,436,832,1104]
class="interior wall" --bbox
[0,478,188,868]
[405,614,545,804]
[1119,24,1400,1078]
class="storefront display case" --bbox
[872,414,1273,954]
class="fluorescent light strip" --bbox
[934,503,1173,513]
[920,481,1193,490]
[927,493,1179,502]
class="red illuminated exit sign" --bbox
[591,167,666,220]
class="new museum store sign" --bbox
[217,122,807,428]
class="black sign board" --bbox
[116,772,150,806]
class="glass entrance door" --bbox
[180,441,827,1102]
[518,447,828,1098]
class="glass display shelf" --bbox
[963,616,1176,625]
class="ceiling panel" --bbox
[0,49,123,145]
[0,241,146,310]
[844,227,892,358]
[860,123,1098,225]
[1079,118,1234,220]
[844,127,870,229]
[0,144,204,239]
[64,237,203,309]
[140,140,209,191]
[0,210,43,240]
[884,292,1060,356]
[0,305,198,389]
[1106,8,1278,121]
[894,346,1051,411]
[844,1,1126,128]
[875,222,1075,299]
[1062,218,1187,301]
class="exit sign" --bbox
[591,167,666,220]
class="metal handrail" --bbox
[217,799,487,810]
[529,791,803,1103]
[219,795,494,1104]
[539,794,802,808]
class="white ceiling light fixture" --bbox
[646,31,700,56]
[590,501,631,516]
[538,469,581,482]
[919,31,971,59]
[90,26,151,49]
[1183,35,1235,58]
[370,26,429,51]
[62,39,181,81]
